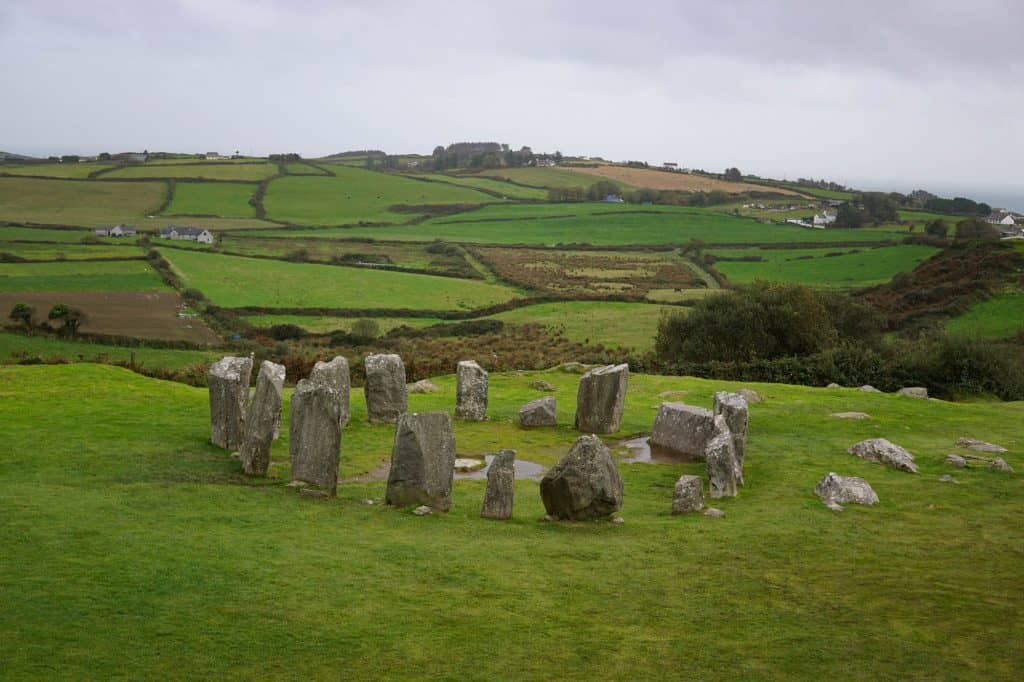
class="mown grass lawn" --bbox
[0,162,116,179]
[164,182,256,218]
[0,363,1021,679]
[0,331,220,369]
[946,291,1024,339]
[0,226,100,242]
[0,259,166,292]
[0,177,166,226]
[0,242,143,261]
[160,248,517,311]
[103,163,279,181]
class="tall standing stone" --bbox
[289,379,342,494]
[208,355,253,449]
[650,402,715,458]
[713,391,749,485]
[240,361,285,476]
[574,363,629,434]
[540,435,624,520]
[310,356,351,428]
[706,415,740,499]
[455,360,488,421]
[481,449,515,520]
[364,354,408,424]
[386,412,456,511]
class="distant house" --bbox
[406,159,420,169]
[662,162,679,170]
[95,224,137,237]
[159,226,215,244]
[204,152,221,160]
[986,212,1017,226]
[786,218,816,229]
[999,226,1024,240]
[813,210,837,226]
[535,158,556,167]
[604,194,625,203]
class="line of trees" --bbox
[8,303,87,336]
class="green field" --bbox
[710,245,940,287]
[0,243,143,261]
[0,259,165,292]
[897,209,972,224]
[262,167,501,225]
[0,162,115,179]
[244,314,444,334]
[473,166,629,190]
[164,182,256,218]
[946,291,1024,339]
[103,163,279,181]
[0,331,219,369]
[283,163,329,175]
[160,249,517,310]
[1,226,97,242]
[774,182,854,200]
[1,363,1021,678]
[0,177,166,226]
[488,301,677,350]
[407,174,549,200]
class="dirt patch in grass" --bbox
[0,291,220,343]
[570,165,802,195]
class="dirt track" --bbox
[570,165,802,195]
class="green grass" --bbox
[407,174,549,200]
[774,182,854,200]
[208,236,457,271]
[0,177,166,227]
[473,166,630,190]
[0,162,116,179]
[160,249,517,310]
[0,259,166,292]
[164,182,256,218]
[897,209,972,224]
[283,163,328,175]
[711,245,939,287]
[103,163,279,181]
[0,226,96,242]
[263,167,501,225]
[945,291,1024,339]
[0,363,1021,678]
[0,243,143,261]
[243,314,444,334]
[0,332,219,369]
[487,301,678,350]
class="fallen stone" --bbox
[574,363,629,434]
[989,457,1014,473]
[408,379,439,394]
[945,454,968,468]
[847,438,918,473]
[529,379,556,392]
[706,415,740,498]
[286,480,307,488]
[455,360,489,421]
[827,382,841,389]
[898,386,929,399]
[364,354,408,424]
[650,402,715,458]
[713,391,749,484]
[831,412,870,420]
[412,505,432,516]
[671,475,704,514]
[519,396,557,427]
[239,360,285,476]
[540,434,624,520]
[481,449,515,520]
[386,412,456,511]
[289,379,342,495]
[737,388,763,403]
[454,457,486,472]
[208,355,253,449]
[704,508,725,518]
[309,356,351,428]
[858,385,881,393]
[938,474,958,484]
[814,472,879,507]
[956,437,1007,453]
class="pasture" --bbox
[0,162,115,179]
[0,177,166,226]
[471,166,619,190]
[1,226,102,243]
[164,182,256,218]
[487,301,678,350]
[0,332,219,369]
[945,291,1024,339]
[407,173,549,200]
[103,163,279,181]
[0,259,166,292]
[159,248,517,310]
[0,243,143,261]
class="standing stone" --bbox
[364,354,408,424]
[650,402,715,458]
[310,356,350,428]
[847,438,918,473]
[481,449,515,520]
[574,363,629,434]
[239,361,285,476]
[814,472,879,509]
[386,412,456,511]
[713,391,749,484]
[671,475,704,514]
[540,435,624,520]
[519,396,557,427]
[208,355,253,449]
[455,360,488,421]
[289,379,342,494]
[705,415,739,499]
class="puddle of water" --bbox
[617,436,701,464]
[455,454,547,481]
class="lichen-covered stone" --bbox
[364,354,407,424]
[737,388,763,403]
[671,475,704,514]
[847,438,918,473]
[706,415,740,498]
[530,379,556,392]
[519,396,556,427]
[455,360,488,421]
[240,361,285,476]
[989,457,1015,473]
[386,412,456,511]
[945,454,968,468]
[713,391,749,484]
[574,363,629,434]
[208,355,253,449]
[409,379,439,394]
[309,356,350,428]
[814,472,879,509]
[858,385,881,393]
[956,437,1007,453]
[481,449,515,520]
[289,379,342,494]
[540,435,624,520]
[650,402,715,458]
[898,386,929,399]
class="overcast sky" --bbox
[2,0,1021,205]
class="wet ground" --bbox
[616,435,699,464]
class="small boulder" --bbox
[540,435,624,521]
[704,508,725,518]
[858,385,881,393]
[530,379,556,392]
[814,472,879,508]
[671,475,704,514]
[386,412,456,511]
[519,396,557,428]
[412,505,432,516]
[938,474,958,484]
[574,363,629,434]
[706,415,740,498]
[651,402,715,458]
[364,354,408,424]
[408,379,440,394]
[831,412,870,420]
[989,457,1014,473]
[481,449,515,520]
[945,454,968,469]
[847,438,918,473]
[737,388,763,403]
[309,356,351,428]
[827,382,841,389]
[955,437,1007,453]
[898,386,929,399]
[455,360,488,421]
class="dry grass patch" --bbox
[570,165,802,195]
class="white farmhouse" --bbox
[985,212,1017,226]
[159,226,215,243]
[813,210,837,226]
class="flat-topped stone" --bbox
[574,363,629,434]
[650,402,715,459]
[364,354,407,424]
[208,355,253,449]
[831,412,870,420]
[386,412,456,511]
[310,356,350,428]
[898,386,929,399]
[956,437,1007,453]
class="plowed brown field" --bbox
[570,165,802,195]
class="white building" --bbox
[94,224,137,237]
[813,211,837,226]
[986,212,1017,226]
[159,226,215,244]
[535,158,556,167]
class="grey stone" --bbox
[454,457,486,472]
[239,361,285,476]
[289,379,342,495]
[945,454,968,468]
[554,361,592,374]
[540,435,624,520]
[574,363,629,434]
[706,415,740,498]
[827,382,841,388]
[814,472,879,507]
[530,379,556,392]
[847,438,919,473]
[408,379,440,394]
[898,386,929,399]
[208,355,253,449]
[611,516,625,524]
[650,402,715,458]
[704,507,725,518]
[455,360,488,421]
[309,356,350,428]
[989,457,1014,473]
[831,412,870,420]
[519,396,557,427]
[938,474,958,484]
[956,437,1007,453]
[671,475,704,514]
[858,385,881,393]
[364,354,408,424]
[412,505,432,516]
[481,449,515,520]
[713,391,749,484]
[386,412,456,511]
[825,501,845,512]
[737,388,763,403]
[298,488,329,499]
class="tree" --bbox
[833,202,866,228]
[924,219,949,238]
[48,304,87,336]
[724,167,742,181]
[586,180,619,201]
[350,319,380,340]
[955,218,999,242]
[8,303,34,328]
